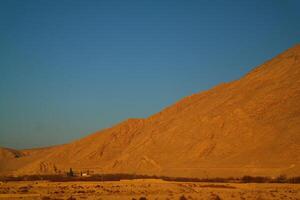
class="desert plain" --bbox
[0,179,300,200]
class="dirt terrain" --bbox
[0,180,299,200]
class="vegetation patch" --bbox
[1,174,300,184]
[199,184,236,189]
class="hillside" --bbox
[1,44,300,177]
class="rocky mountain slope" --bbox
[1,44,300,177]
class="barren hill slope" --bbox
[1,44,300,177]
[0,147,24,160]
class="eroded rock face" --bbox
[0,148,24,159]
[1,44,300,177]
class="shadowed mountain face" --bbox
[1,45,300,177]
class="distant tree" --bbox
[289,176,300,183]
[68,168,74,177]
[276,174,287,183]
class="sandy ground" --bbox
[0,179,299,200]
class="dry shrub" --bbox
[18,186,29,193]
[179,195,188,200]
[199,184,236,189]
[41,197,51,200]
[241,176,270,183]
[210,194,221,200]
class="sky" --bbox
[0,0,299,149]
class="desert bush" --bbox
[19,188,29,193]
[18,186,30,193]
[41,197,51,200]
[275,174,287,183]
[241,176,271,183]
[210,194,222,200]
[179,195,188,200]
[199,184,236,189]
[288,176,300,183]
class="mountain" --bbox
[1,44,300,178]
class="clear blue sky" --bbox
[0,0,299,149]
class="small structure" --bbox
[66,168,94,177]
[80,170,93,177]
[81,172,89,177]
